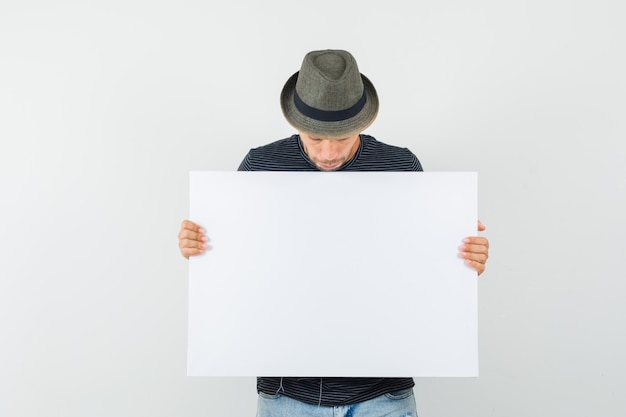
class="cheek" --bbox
[339,141,358,158]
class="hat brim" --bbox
[280,71,379,139]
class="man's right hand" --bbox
[178,220,208,259]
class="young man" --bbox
[178,49,489,417]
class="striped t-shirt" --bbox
[238,134,423,407]
[239,134,422,172]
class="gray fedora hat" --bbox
[280,49,379,139]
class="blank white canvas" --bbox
[188,171,478,377]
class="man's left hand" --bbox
[460,220,489,276]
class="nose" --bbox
[319,140,341,161]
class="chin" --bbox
[316,162,342,171]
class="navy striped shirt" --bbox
[238,134,422,406]
[239,134,422,172]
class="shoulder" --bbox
[238,135,314,171]
[351,135,423,171]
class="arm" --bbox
[459,220,489,276]
[178,220,208,259]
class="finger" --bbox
[465,259,485,276]
[477,220,486,232]
[178,228,207,242]
[181,246,207,259]
[179,238,209,259]
[179,237,208,250]
[459,242,489,262]
[460,242,489,255]
[180,219,204,233]
[460,250,488,264]
[464,236,489,248]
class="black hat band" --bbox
[293,90,367,123]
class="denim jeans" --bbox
[256,388,418,417]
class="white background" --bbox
[0,1,624,416]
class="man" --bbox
[178,49,489,417]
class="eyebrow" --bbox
[311,136,349,141]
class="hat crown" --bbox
[313,53,346,79]
[280,49,378,139]
[295,50,365,112]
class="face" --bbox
[299,131,361,171]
